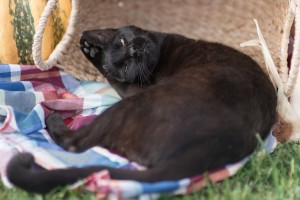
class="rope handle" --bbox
[32,0,59,71]
[241,19,300,139]
[285,6,300,97]
[280,0,296,86]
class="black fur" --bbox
[7,26,277,194]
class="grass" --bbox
[2,141,300,200]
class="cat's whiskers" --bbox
[143,62,152,76]
[138,61,151,86]
[137,65,144,86]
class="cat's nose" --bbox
[133,37,146,50]
[129,46,138,57]
[129,37,147,57]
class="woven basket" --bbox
[33,0,300,141]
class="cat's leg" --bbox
[46,113,112,152]
[46,96,140,152]
[46,113,94,151]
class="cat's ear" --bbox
[150,31,166,45]
[81,28,117,47]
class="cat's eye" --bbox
[120,38,125,46]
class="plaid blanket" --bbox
[0,64,277,199]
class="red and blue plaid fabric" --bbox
[0,64,277,199]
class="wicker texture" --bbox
[33,0,289,82]
[33,0,300,141]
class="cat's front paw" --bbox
[46,114,77,152]
[80,38,103,65]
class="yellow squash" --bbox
[0,0,71,64]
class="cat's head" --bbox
[80,26,164,83]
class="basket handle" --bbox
[285,6,300,97]
[32,0,59,71]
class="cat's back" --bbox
[152,39,277,138]
[165,40,274,99]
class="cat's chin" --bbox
[105,72,127,83]
[114,77,127,83]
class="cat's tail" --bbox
[6,153,169,194]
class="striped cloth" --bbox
[0,64,277,199]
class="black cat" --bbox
[7,26,277,194]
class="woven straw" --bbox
[33,0,300,141]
